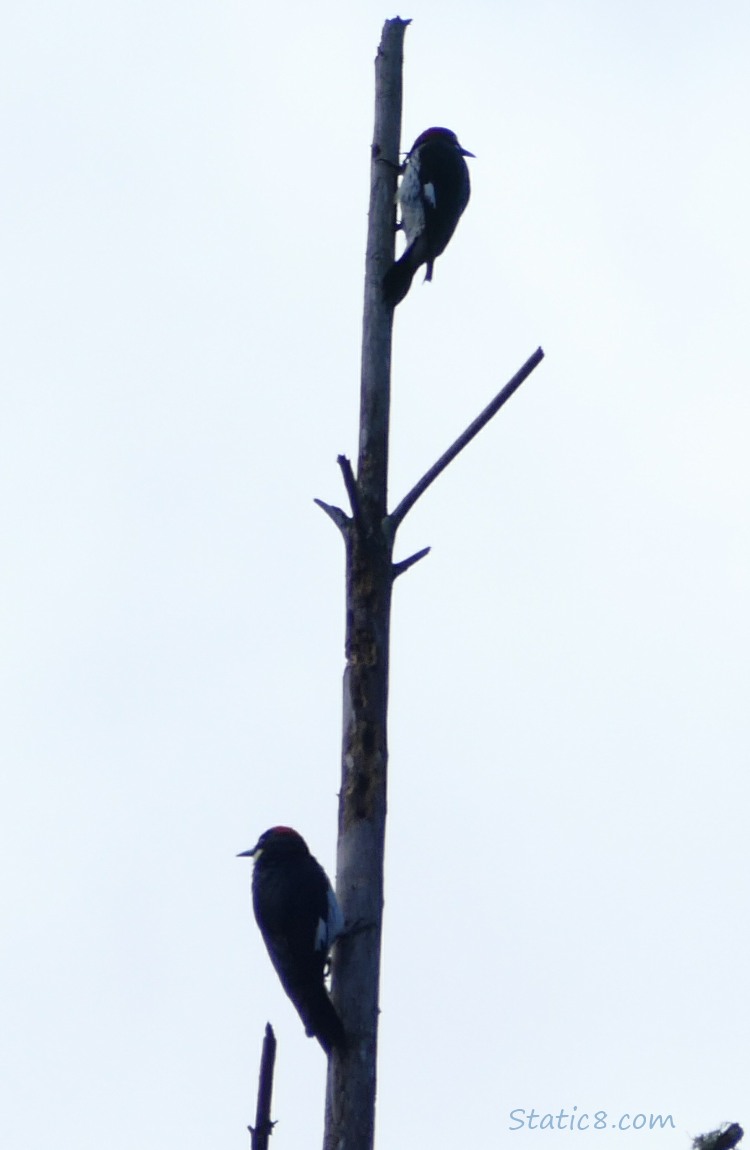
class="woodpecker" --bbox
[238,826,345,1054]
[383,126,474,307]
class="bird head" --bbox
[409,126,475,158]
[237,825,308,861]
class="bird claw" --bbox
[377,154,405,174]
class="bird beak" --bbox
[237,842,260,858]
[460,147,475,158]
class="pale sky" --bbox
[2,3,748,1148]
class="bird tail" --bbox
[382,250,416,307]
[292,985,346,1055]
[383,235,436,305]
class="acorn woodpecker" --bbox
[383,126,474,307]
[238,826,345,1054]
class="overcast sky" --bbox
[2,2,748,1148]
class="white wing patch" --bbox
[327,886,344,944]
[422,181,436,208]
[315,885,345,952]
[396,157,426,245]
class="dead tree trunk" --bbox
[317,18,544,1150]
[318,20,407,1150]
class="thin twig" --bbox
[337,455,362,523]
[389,346,545,531]
[248,1023,277,1150]
[392,546,431,579]
[314,499,350,535]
